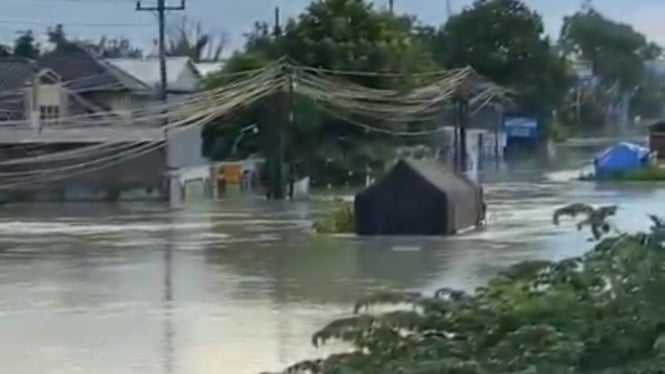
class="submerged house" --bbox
[354,159,484,236]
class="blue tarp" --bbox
[594,142,650,175]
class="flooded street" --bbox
[0,144,664,374]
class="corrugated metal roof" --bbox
[194,62,225,77]
[106,57,200,92]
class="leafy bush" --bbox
[312,203,355,234]
[284,209,665,374]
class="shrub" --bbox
[312,203,355,234]
[284,207,665,374]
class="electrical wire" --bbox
[0,74,281,187]
[0,81,278,189]
[0,58,511,189]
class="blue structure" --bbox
[594,142,650,176]
[503,116,539,140]
[502,114,540,154]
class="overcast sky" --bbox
[1,0,664,54]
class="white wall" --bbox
[37,84,61,106]
[166,125,208,169]
[173,64,201,92]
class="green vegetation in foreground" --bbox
[581,166,665,182]
[312,202,355,234]
[277,206,665,374]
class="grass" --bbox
[581,165,665,182]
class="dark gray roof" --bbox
[401,158,475,197]
[0,53,130,121]
[0,57,36,91]
[38,43,151,93]
[401,158,483,233]
[0,58,36,120]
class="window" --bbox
[39,105,60,125]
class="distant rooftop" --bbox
[194,61,226,77]
[105,57,202,93]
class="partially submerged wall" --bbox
[0,142,168,202]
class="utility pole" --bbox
[136,0,186,103]
[136,0,185,204]
[263,7,287,200]
[453,84,470,173]
[388,0,394,13]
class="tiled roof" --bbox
[0,58,36,120]
[0,57,36,91]
[38,43,151,93]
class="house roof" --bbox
[105,57,201,92]
[0,56,123,121]
[400,158,476,197]
[0,57,36,91]
[0,58,36,120]
[194,61,225,77]
[38,43,150,93]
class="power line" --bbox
[0,19,152,28]
[1,0,134,3]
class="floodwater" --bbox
[0,143,664,374]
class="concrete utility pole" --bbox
[136,0,185,204]
[453,84,470,173]
[262,7,287,200]
[136,0,186,103]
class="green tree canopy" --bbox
[13,30,40,59]
[0,44,10,57]
[560,9,662,91]
[205,0,438,184]
[281,211,665,374]
[433,0,571,118]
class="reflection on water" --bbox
[0,146,664,373]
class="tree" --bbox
[560,9,661,92]
[13,30,39,59]
[205,0,438,185]
[280,205,665,374]
[47,24,67,49]
[88,36,143,58]
[0,44,10,57]
[434,0,571,119]
[166,16,227,62]
[559,9,663,124]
